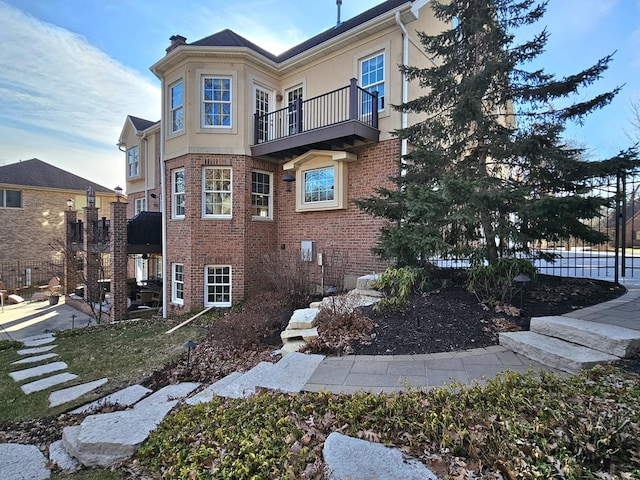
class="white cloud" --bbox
[0,1,159,187]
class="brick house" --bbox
[0,158,118,292]
[121,0,445,314]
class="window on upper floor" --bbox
[134,197,146,215]
[360,52,385,112]
[127,146,140,178]
[170,81,184,134]
[172,263,184,305]
[0,189,22,208]
[202,76,232,128]
[251,170,272,219]
[172,168,185,219]
[286,85,303,135]
[204,265,231,307]
[202,167,232,218]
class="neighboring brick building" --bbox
[0,158,118,292]
[121,0,446,314]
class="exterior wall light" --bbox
[114,185,123,202]
[282,174,295,192]
[67,198,74,210]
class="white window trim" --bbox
[172,263,184,305]
[134,197,146,215]
[360,51,385,112]
[169,80,184,135]
[202,167,233,219]
[201,75,233,129]
[283,150,356,212]
[172,168,185,219]
[127,146,140,179]
[251,170,273,220]
[253,84,275,143]
[204,265,232,307]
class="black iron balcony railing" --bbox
[253,78,379,147]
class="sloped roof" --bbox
[189,0,412,63]
[129,115,159,132]
[0,158,114,193]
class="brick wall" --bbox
[275,139,400,285]
[0,188,112,268]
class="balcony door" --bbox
[254,85,272,143]
[286,86,303,135]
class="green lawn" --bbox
[0,318,208,423]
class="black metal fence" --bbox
[0,260,64,297]
[431,172,640,283]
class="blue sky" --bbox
[0,0,639,190]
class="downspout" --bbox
[160,79,167,319]
[395,11,409,159]
[141,131,149,210]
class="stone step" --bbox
[70,384,153,414]
[21,372,78,394]
[530,316,640,358]
[287,308,319,329]
[499,331,620,374]
[255,352,325,393]
[9,361,67,382]
[17,345,57,356]
[49,378,109,407]
[281,327,318,342]
[12,352,58,365]
[281,339,307,355]
[215,362,276,398]
[185,372,244,405]
[356,274,379,290]
[62,383,200,468]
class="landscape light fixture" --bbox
[66,198,74,210]
[183,340,197,366]
[86,186,96,207]
[114,185,123,202]
[513,274,531,312]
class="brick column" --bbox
[110,200,128,322]
[84,205,100,304]
[64,209,77,295]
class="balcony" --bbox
[251,78,380,161]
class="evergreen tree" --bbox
[356,0,638,267]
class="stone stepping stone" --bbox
[21,372,78,394]
[12,353,58,365]
[49,378,109,407]
[288,308,320,329]
[185,372,243,405]
[70,384,152,414]
[323,432,439,480]
[22,335,55,347]
[17,345,57,356]
[0,443,50,480]
[256,352,325,393]
[9,361,68,382]
[281,327,318,342]
[216,362,276,398]
[49,439,81,474]
[135,382,201,408]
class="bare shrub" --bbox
[259,249,315,308]
[320,246,349,292]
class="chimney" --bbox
[336,0,342,27]
[166,35,187,54]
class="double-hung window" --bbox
[170,81,184,134]
[172,263,184,305]
[0,189,22,208]
[251,171,272,219]
[202,76,231,127]
[203,167,232,218]
[172,168,185,219]
[361,52,385,113]
[134,197,146,215]
[204,265,231,307]
[127,146,140,178]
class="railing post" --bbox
[295,97,303,134]
[372,91,379,128]
[349,78,358,120]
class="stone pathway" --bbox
[8,334,109,407]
